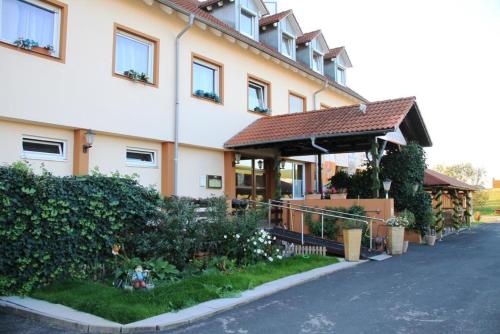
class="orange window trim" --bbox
[320,103,332,110]
[247,74,272,116]
[112,23,160,88]
[0,0,68,63]
[191,52,224,105]
[288,90,307,113]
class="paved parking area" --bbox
[1,223,499,334]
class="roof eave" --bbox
[225,128,391,149]
[157,0,368,103]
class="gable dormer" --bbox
[259,10,302,60]
[199,0,269,41]
[296,30,329,74]
[324,46,352,86]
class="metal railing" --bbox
[244,199,377,250]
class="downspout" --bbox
[174,14,195,196]
[313,80,329,110]
[313,80,329,192]
[311,137,328,154]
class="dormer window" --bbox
[240,8,256,38]
[281,33,293,58]
[336,66,346,85]
[312,52,323,74]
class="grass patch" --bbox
[31,256,338,324]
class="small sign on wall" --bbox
[207,175,223,189]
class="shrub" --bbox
[306,205,368,242]
[328,170,350,192]
[346,169,372,199]
[0,162,164,294]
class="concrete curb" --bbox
[0,259,365,333]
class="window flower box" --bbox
[123,69,150,84]
[194,89,221,103]
[253,106,271,114]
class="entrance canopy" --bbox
[225,97,432,156]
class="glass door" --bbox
[280,161,305,199]
[235,158,267,201]
[292,163,305,199]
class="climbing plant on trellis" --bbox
[434,190,444,234]
[464,192,472,226]
[451,190,463,230]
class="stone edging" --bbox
[0,259,365,333]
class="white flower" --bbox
[264,252,268,256]
[253,241,257,245]
[236,234,240,239]
[268,257,274,262]
[273,236,276,240]
[259,238,264,243]
[223,235,227,239]
[277,255,282,260]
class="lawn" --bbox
[476,188,500,221]
[31,256,338,324]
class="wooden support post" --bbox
[224,151,236,199]
[161,142,175,197]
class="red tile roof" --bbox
[324,46,344,60]
[225,97,420,147]
[297,30,321,45]
[160,0,367,102]
[259,9,293,26]
[424,170,476,191]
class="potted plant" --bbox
[253,106,271,114]
[386,216,408,255]
[328,170,350,199]
[123,69,150,84]
[13,37,37,51]
[341,219,364,262]
[424,211,437,246]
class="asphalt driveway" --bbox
[1,223,500,334]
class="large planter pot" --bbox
[343,228,362,262]
[426,235,437,246]
[330,193,347,199]
[403,240,409,253]
[388,226,405,255]
[305,194,322,200]
[405,229,423,244]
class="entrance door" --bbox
[235,158,267,201]
[281,161,305,199]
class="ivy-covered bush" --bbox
[0,162,164,294]
[380,142,433,234]
[345,169,372,199]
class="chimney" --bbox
[359,104,367,114]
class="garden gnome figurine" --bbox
[132,265,146,289]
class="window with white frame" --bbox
[248,79,269,113]
[336,66,346,85]
[114,28,156,84]
[22,136,66,160]
[281,33,293,58]
[312,52,323,73]
[239,8,255,38]
[126,148,156,167]
[289,93,305,113]
[0,0,63,57]
[192,57,221,102]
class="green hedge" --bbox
[0,162,164,294]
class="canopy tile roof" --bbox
[225,97,432,150]
[424,169,477,191]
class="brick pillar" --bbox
[161,142,175,197]
[73,129,89,176]
[224,151,236,199]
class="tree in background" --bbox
[434,163,487,187]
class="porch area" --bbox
[223,97,432,250]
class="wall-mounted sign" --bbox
[207,175,223,189]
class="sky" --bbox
[279,0,500,182]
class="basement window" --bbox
[126,148,156,167]
[22,136,66,160]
